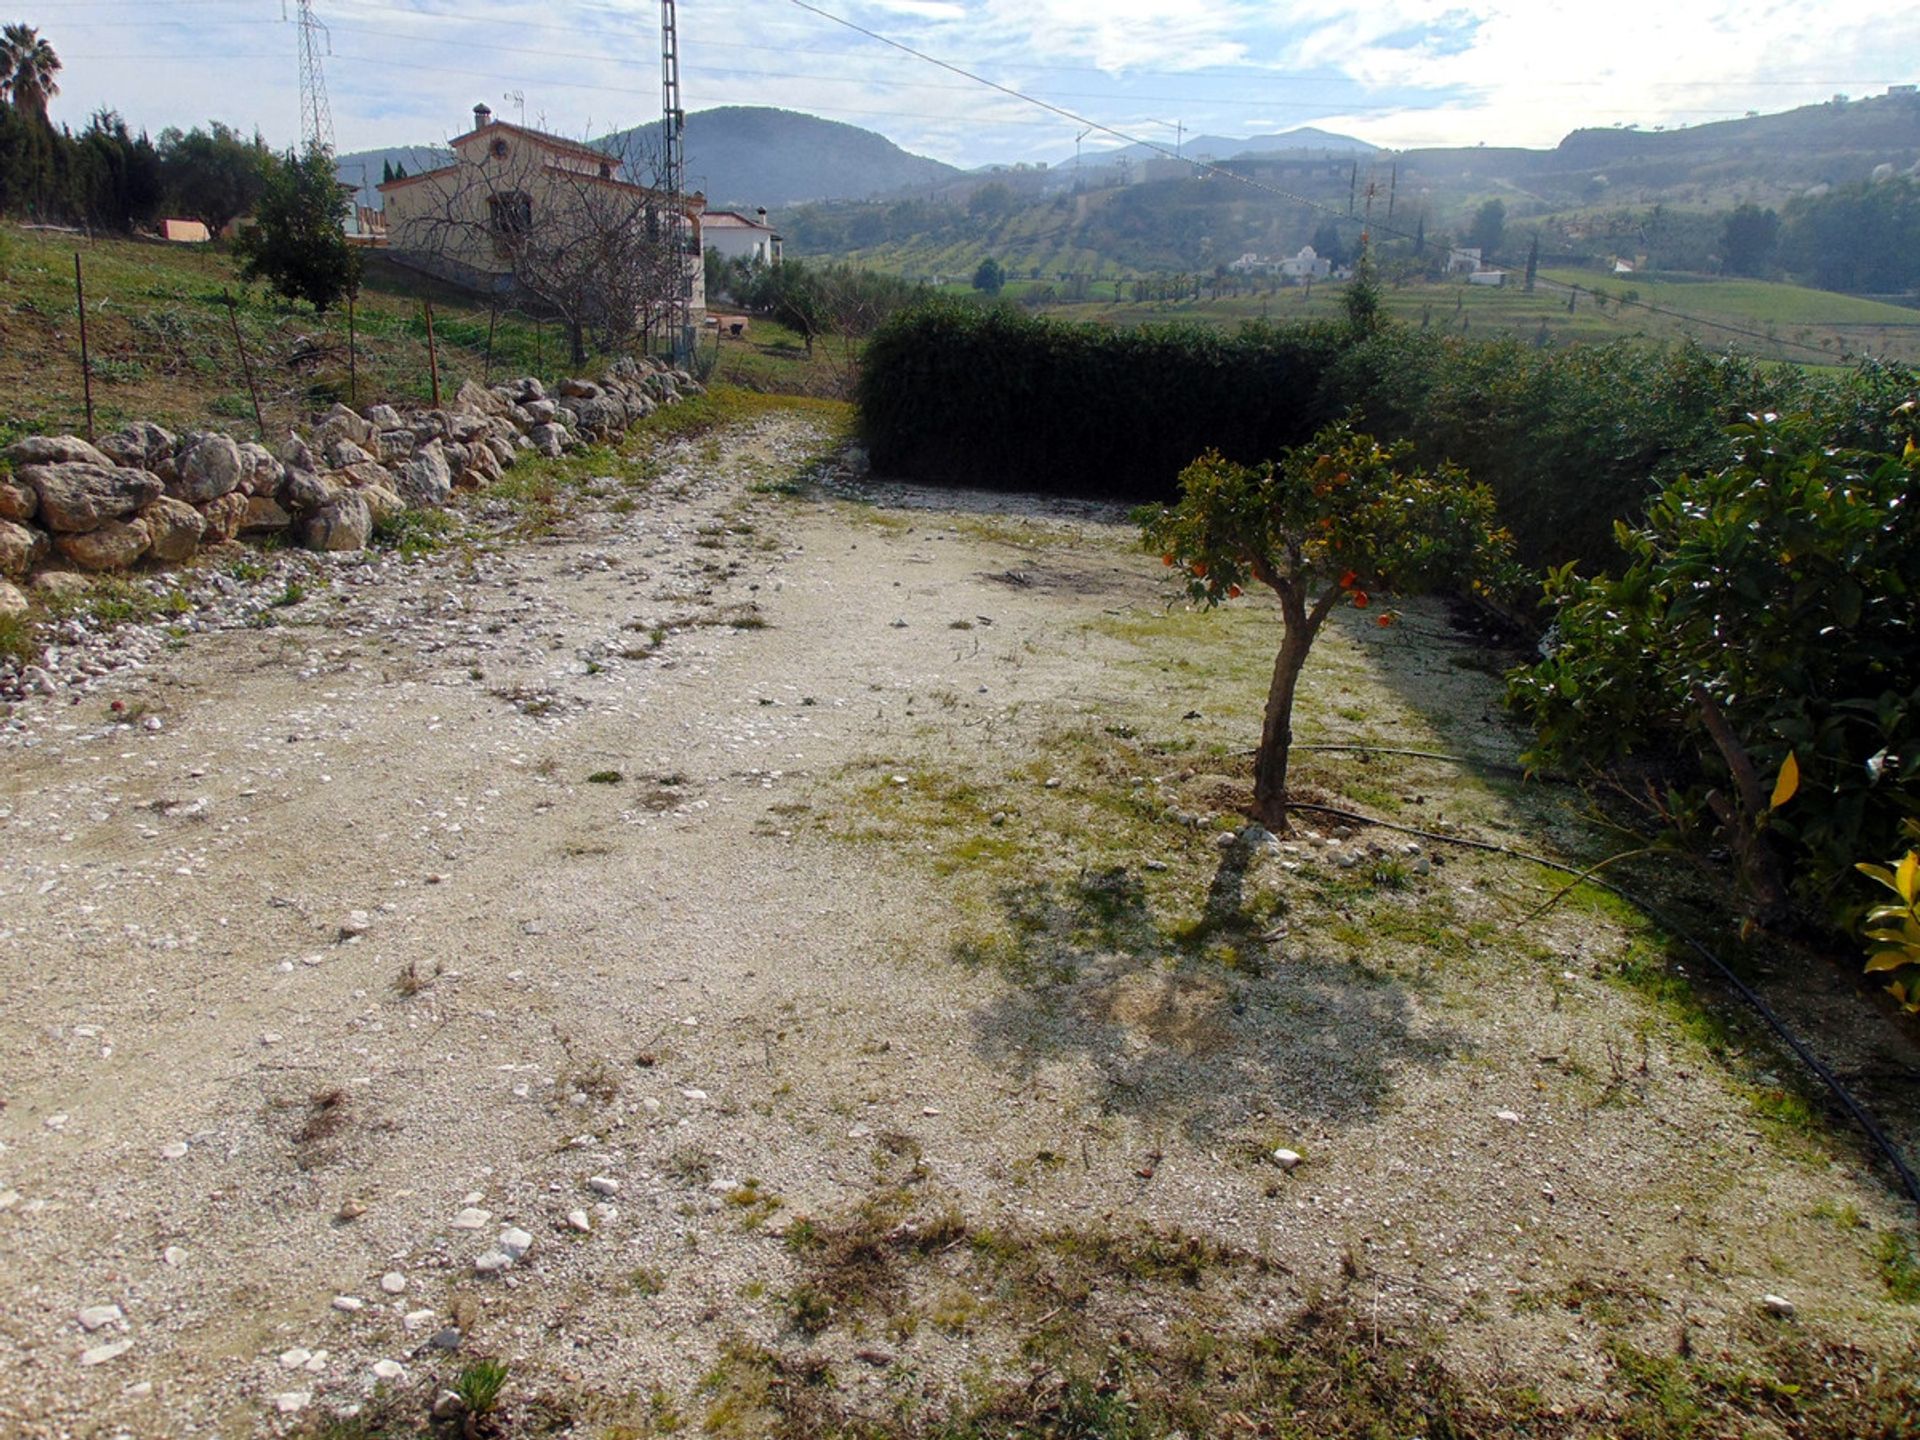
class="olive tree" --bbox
[1140,423,1512,831]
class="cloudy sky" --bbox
[42,0,1920,166]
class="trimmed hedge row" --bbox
[857,302,1349,499]
[856,300,1844,570]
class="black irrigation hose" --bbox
[1289,800,1920,1216]
[1291,743,1543,782]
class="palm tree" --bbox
[0,24,61,121]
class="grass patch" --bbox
[0,610,38,667]
[1877,1231,1920,1304]
[372,506,461,557]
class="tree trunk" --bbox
[569,319,587,367]
[1690,684,1790,922]
[1253,631,1310,831]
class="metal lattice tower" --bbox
[661,0,691,361]
[291,0,334,154]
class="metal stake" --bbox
[423,299,442,409]
[346,288,358,405]
[223,289,267,438]
[74,254,96,442]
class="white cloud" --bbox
[39,0,1920,165]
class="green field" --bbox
[1026,268,1920,366]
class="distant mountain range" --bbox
[340,106,961,213]
[1063,126,1376,170]
[339,89,1920,234]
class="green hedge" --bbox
[857,301,1349,501]
[857,301,1827,570]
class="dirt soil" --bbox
[1,410,1917,1438]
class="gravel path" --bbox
[1,411,1915,1436]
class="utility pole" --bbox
[1074,126,1092,190]
[285,0,335,155]
[661,0,692,364]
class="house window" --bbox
[488,190,532,256]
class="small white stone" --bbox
[0,1190,19,1211]
[847,1124,872,1139]
[450,1207,491,1230]
[591,1202,618,1223]
[890,774,909,786]
[1494,1109,1522,1125]
[641,1098,661,1114]
[259,1032,282,1046]
[160,1142,188,1160]
[567,1208,592,1233]
[1411,856,1432,876]
[402,1309,436,1332]
[274,1392,311,1415]
[77,1305,124,1332]
[124,1382,153,1398]
[162,1246,187,1268]
[331,1295,364,1313]
[379,1272,407,1295]
[1271,1149,1302,1171]
[80,1340,132,1367]
[303,1351,328,1373]
[279,1348,312,1369]
[588,1175,619,1196]
[922,1106,942,1116]
[474,1250,511,1275]
[497,1226,533,1260]
[1762,1294,1796,1318]
[679,1087,707,1101]
[371,1359,406,1381]
[339,911,372,938]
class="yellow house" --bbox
[378,104,705,324]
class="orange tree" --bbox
[1139,422,1514,831]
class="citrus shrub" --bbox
[1139,422,1514,831]
[1510,401,1920,923]
[1859,837,1920,1011]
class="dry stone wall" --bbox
[0,355,702,616]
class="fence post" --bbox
[484,303,498,385]
[223,289,267,439]
[73,253,96,442]
[423,299,442,409]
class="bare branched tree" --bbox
[385,122,696,366]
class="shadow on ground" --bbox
[963,843,1459,1142]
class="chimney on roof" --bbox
[756,207,767,224]
[473,103,493,129]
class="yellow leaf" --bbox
[1899,851,1920,905]
[1769,752,1799,810]
[1906,436,1918,459]
[1865,951,1911,974]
